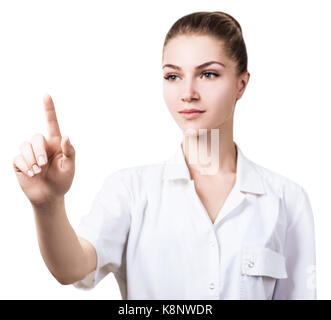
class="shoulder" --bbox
[253,160,305,198]
[109,162,165,183]
[102,162,166,198]
[250,159,312,228]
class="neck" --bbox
[181,122,237,178]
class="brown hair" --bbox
[162,11,248,77]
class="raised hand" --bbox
[13,94,75,205]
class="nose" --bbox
[181,78,199,102]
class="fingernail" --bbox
[27,170,34,177]
[38,155,46,165]
[32,164,41,174]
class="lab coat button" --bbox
[248,261,255,268]
[209,282,215,289]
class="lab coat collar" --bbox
[162,140,266,195]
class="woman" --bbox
[13,11,316,299]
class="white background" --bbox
[0,0,330,299]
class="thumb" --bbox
[61,136,75,159]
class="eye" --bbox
[163,71,219,82]
[202,72,219,79]
[163,74,179,81]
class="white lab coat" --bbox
[73,141,316,299]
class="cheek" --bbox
[200,91,235,127]
[163,84,178,112]
[205,84,236,113]
[207,82,235,104]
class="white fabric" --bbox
[72,141,316,300]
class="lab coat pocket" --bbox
[240,245,288,300]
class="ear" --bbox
[236,72,250,100]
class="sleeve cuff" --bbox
[72,227,103,290]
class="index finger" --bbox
[43,93,61,138]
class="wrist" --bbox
[31,197,65,214]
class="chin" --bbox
[180,125,213,137]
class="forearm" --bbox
[32,197,88,285]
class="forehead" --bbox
[163,35,229,65]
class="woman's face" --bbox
[162,35,249,135]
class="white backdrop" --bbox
[0,0,330,299]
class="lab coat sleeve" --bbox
[273,185,316,299]
[72,170,132,290]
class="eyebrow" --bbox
[162,60,226,70]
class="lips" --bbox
[179,108,205,113]
[179,109,206,120]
